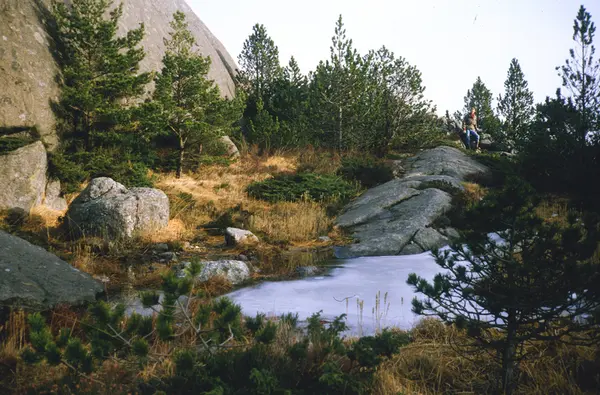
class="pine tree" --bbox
[463,77,501,141]
[408,178,600,395]
[371,47,436,152]
[152,12,241,178]
[248,98,280,153]
[51,0,151,150]
[497,58,535,151]
[270,56,310,147]
[238,24,282,102]
[310,15,368,151]
[558,5,600,146]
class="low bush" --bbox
[338,156,394,189]
[246,173,360,204]
[19,263,409,394]
[49,149,155,194]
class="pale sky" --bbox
[187,0,600,115]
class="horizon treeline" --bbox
[38,0,600,202]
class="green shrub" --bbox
[246,173,360,203]
[49,149,155,194]
[338,156,394,189]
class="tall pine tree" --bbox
[51,0,151,151]
[408,178,600,395]
[497,58,534,151]
[557,5,600,148]
[238,24,282,102]
[270,57,310,147]
[310,15,368,151]
[152,12,241,178]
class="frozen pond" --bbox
[226,252,444,336]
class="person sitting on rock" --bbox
[462,107,480,150]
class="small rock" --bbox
[182,241,191,250]
[412,228,449,252]
[238,254,249,262]
[390,160,405,178]
[158,252,177,262]
[219,136,240,159]
[400,243,425,255]
[318,236,331,242]
[439,227,461,240]
[43,180,68,211]
[153,243,169,253]
[225,227,259,246]
[181,260,251,285]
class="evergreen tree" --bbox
[310,15,368,151]
[408,178,600,394]
[270,57,310,147]
[51,0,151,151]
[248,98,280,153]
[497,58,535,151]
[558,5,600,147]
[152,12,241,178]
[238,24,282,102]
[463,77,501,141]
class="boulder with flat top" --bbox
[66,177,169,239]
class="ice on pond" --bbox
[226,252,444,336]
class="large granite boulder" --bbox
[0,230,103,310]
[335,146,489,258]
[66,177,169,239]
[0,141,47,211]
[0,0,237,149]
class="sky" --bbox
[186,0,600,115]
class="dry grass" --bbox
[248,200,331,242]
[461,181,487,204]
[535,198,572,225]
[373,318,599,395]
[0,310,26,361]
[157,150,340,247]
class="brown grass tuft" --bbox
[248,200,331,243]
[461,181,487,204]
[373,318,599,395]
[535,198,572,225]
[0,310,26,359]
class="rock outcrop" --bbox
[0,0,237,148]
[0,230,103,310]
[66,177,169,239]
[335,146,490,258]
[0,141,47,211]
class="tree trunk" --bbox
[176,139,185,179]
[501,319,518,395]
[338,105,343,153]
